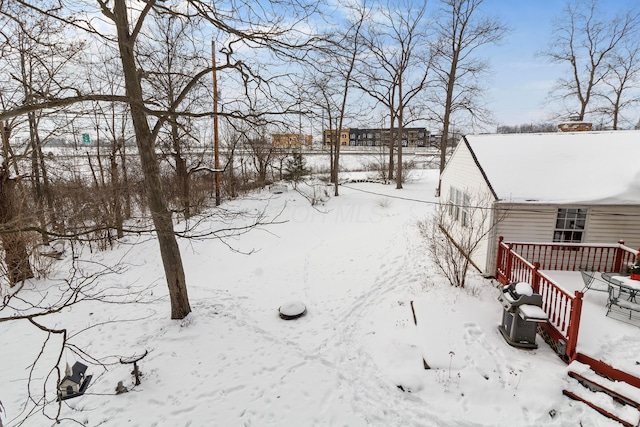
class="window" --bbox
[553,208,587,243]
[448,187,470,227]
[448,189,459,219]
[461,193,470,227]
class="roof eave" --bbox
[463,135,499,201]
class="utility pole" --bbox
[212,40,221,206]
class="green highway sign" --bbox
[82,133,91,144]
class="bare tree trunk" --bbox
[171,118,190,219]
[87,149,115,249]
[176,155,189,217]
[396,129,403,189]
[227,150,237,198]
[328,123,336,184]
[21,41,53,242]
[329,137,335,183]
[258,161,268,186]
[0,167,34,286]
[333,12,365,196]
[611,91,621,130]
[333,124,341,196]
[110,148,124,238]
[114,0,190,319]
[396,79,403,190]
[438,53,457,197]
[119,140,132,219]
[387,109,395,181]
[28,112,50,244]
[36,130,56,231]
[36,132,54,207]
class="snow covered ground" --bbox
[1,168,638,426]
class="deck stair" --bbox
[563,360,640,427]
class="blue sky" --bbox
[476,0,640,128]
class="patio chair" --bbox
[580,269,609,293]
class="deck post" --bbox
[613,240,625,273]
[532,262,541,293]
[566,291,584,359]
[496,237,505,282]
[504,243,513,284]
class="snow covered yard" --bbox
[0,169,634,426]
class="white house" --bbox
[439,130,640,276]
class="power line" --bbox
[340,183,438,205]
[340,183,640,218]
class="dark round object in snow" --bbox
[279,301,307,320]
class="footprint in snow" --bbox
[463,322,484,345]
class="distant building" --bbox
[322,129,351,147]
[323,127,429,148]
[429,134,442,147]
[271,133,313,148]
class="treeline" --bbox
[496,123,558,134]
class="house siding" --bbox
[440,141,491,195]
[584,205,640,249]
[495,205,558,242]
[440,141,496,274]
[484,204,640,275]
[485,204,558,274]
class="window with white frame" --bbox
[448,187,470,226]
[553,208,587,243]
[461,193,470,226]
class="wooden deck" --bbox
[495,238,640,395]
[541,269,640,379]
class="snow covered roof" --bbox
[463,130,640,204]
[62,362,87,385]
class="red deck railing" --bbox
[495,237,639,359]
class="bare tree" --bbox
[356,0,431,189]
[596,40,640,129]
[0,3,84,282]
[496,122,557,134]
[330,12,366,197]
[2,0,320,319]
[85,99,133,241]
[143,13,211,220]
[218,119,247,198]
[304,2,367,196]
[246,130,279,188]
[541,0,640,124]
[431,0,508,196]
[423,188,503,288]
[306,73,343,184]
[103,0,192,319]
